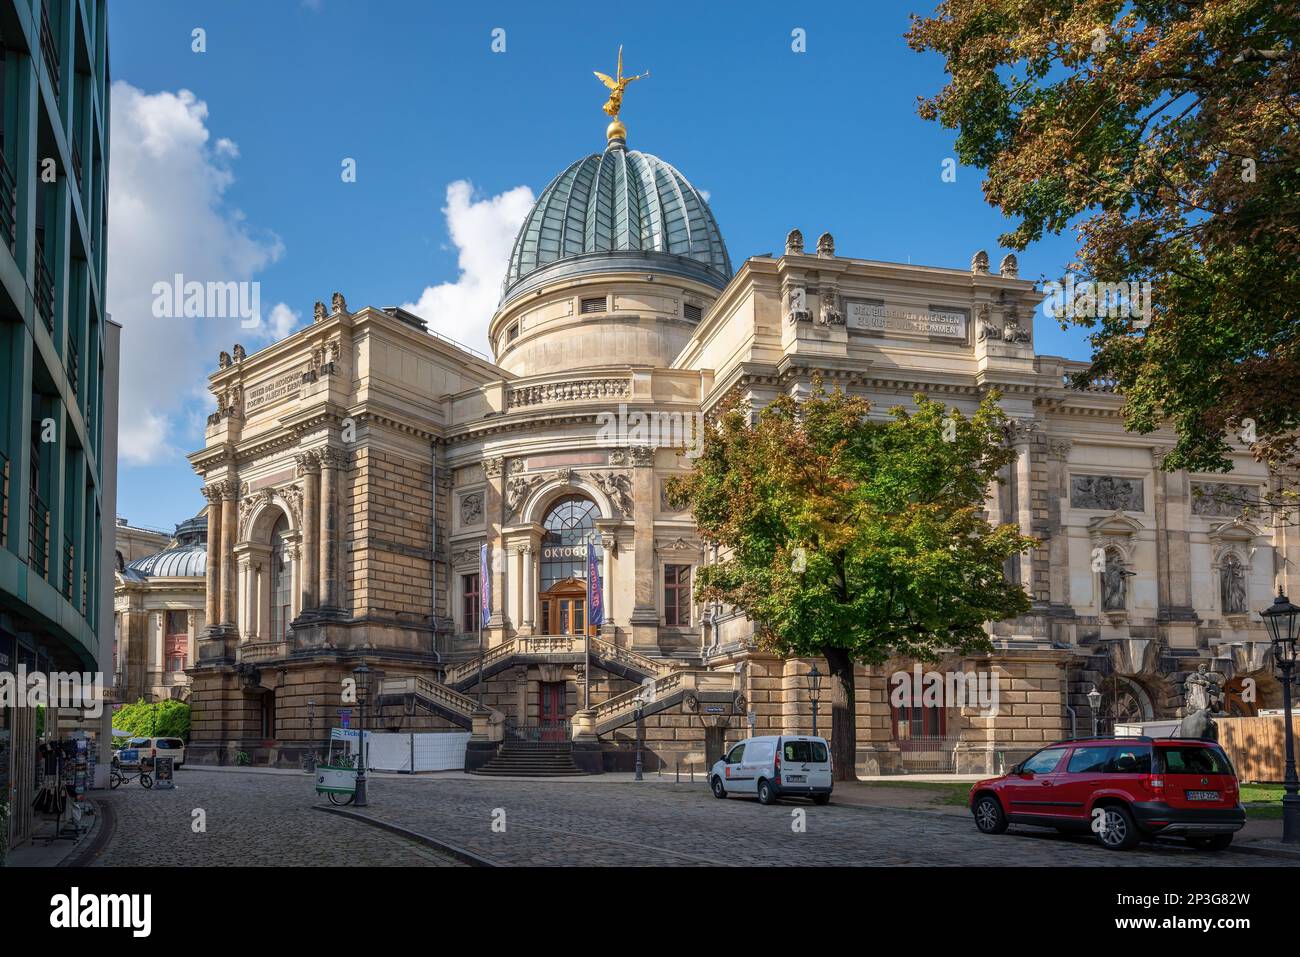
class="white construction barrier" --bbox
[364,731,471,773]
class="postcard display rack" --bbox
[32,733,95,843]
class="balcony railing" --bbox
[28,492,49,579]
[67,333,78,401]
[39,0,59,100]
[34,240,55,332]
[0,146,16,253]
[0,452,8,549]
[71,136,82,189]
[62,535,73,599]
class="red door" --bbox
[539,682,566,741]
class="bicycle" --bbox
[110,758,153,789]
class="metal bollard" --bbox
[675,760,680,784]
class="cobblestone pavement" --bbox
[89,769,461,867]
[326,775,1298,867]
[90,769,1297,867]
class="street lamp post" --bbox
[353,662,371,808]
[807,664,823,737]
[1260,588,1300,844]
[634,693,645,782]
[305,698,316,774]
[1087,685,1103,737]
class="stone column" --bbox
[219,481,238,628]
[1011,424,1035,594]
[319,448,339,613]
[203,486,222,631]
[483,457,508,643]
[297,451,320,614]
[236,553,252,638]
[521,543,535,633]
[628,447,659,651]
[1153,445,1197,645]
[602,534,613,630]
[1045,439,1073,609]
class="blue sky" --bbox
[107,0,1090,532]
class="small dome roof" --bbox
[124,545,207,579]
[502,140,731,304]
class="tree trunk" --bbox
[821,645,857,781]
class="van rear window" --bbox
[782,741,828,763]
[1157,746,1231,775]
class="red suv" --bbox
[969,736,1245,851]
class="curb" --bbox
[63,797,116,868]
[312,804,497,867]
[1223,842,1300,862]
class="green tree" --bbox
[908,1,1300,477]
[668,387,1036,779]
[111,699,191,741]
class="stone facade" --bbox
[184,127,1295,775]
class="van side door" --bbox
[723,742,749,793]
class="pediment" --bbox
[1208,518,1263,543]
[1087,510,1144,538]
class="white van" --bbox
[710,735,833,805]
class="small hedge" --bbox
[112,699,191,742]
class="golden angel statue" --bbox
[594,45,649,121]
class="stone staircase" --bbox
[470,742,584,777]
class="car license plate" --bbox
[787,774,806,783]
[1186,790,1221,801]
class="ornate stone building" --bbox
[185,103,1295,773]
[113,513,207,704]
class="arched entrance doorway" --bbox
[1097,675,1156,731]
[537,495,601,637]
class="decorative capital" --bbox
[482,456,506,479]
[295,450,321,474]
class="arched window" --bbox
[540,496,601,590]
[270,515,292,640]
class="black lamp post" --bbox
[633,692,646,782]
[808,664,823,737]
[1260,588,1300,844]
[305,698,316,774]
[353,662,370,808]
[1087,685,1103,737]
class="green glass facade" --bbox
[0,0,112,853]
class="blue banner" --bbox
[587,542,603,627]
[480,543,491,628]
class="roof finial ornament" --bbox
[594,45,649,145]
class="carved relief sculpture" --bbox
[460,493,484,527]
[971,250,989,275]
[785,228,804,256]
[1071,475,1144,511]
[588,471,633,517]
[816,232,835,257]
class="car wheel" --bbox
[757,779,776,805]
[812,793,830,806]
[1095,805,1140,851]
[1187,833,1233,852]
[711,776,727,799]
[973,795,1008,834]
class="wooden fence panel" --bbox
[1216,715,1300,783]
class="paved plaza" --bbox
[82,767,1298,867]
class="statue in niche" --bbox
[1220,553,1248,614]
[1101,548,1128,611]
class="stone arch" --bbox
[521,476,617,527]
[1097,674,1157,729]
[240,487,302,545]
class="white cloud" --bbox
[265,302,302,341]
[107,82,289,465]
[401,180,534,356]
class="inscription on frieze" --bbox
[847,299,968,339]
[244,371,302,413]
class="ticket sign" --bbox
[154,756,175,789]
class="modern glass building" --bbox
[0,0,114,854]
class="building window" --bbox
[507,322,520,342]
[540,496,600,590]
[684,302,702,321]
[664,564,692,626]
[270,515,292,641]
[580,296,606,315]
[890,701,947,742]
[462,573,480,633]
[165,611,188,672]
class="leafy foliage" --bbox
[111,698,191,741]
[668,386,1035,663]
[908,1,1300,474]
